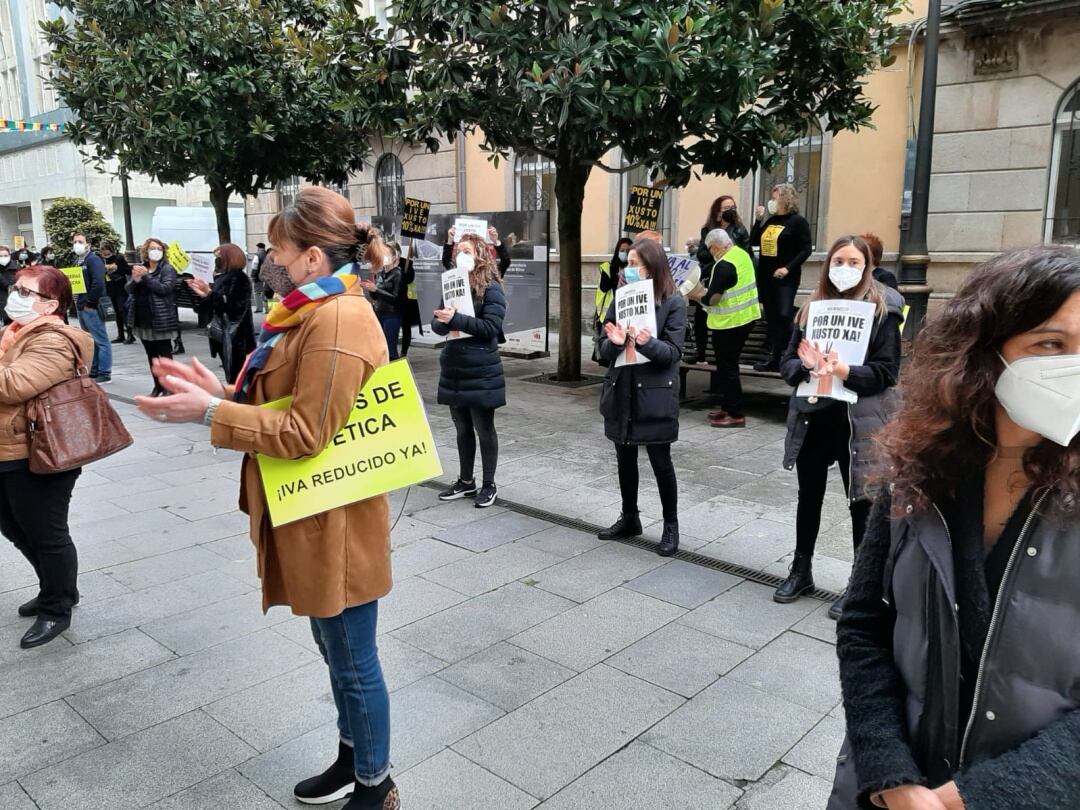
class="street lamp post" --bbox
[120,168,136,261]
[898,0,942,339]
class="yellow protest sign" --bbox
[59,266,87,295]
[12,235,24,250]
[759,224,785,258]
[256,359,442,527]
[167,240,190,273]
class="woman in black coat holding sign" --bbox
[433,233,507,510]
[774,235,903,618]
[597,238,687,557]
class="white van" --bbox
[149,207,247,253]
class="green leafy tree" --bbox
[43,196,121,267]
[389,0,905,379]
[42,0,407,242]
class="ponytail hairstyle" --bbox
[268,185,387,273]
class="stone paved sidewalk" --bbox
[0,315,851,809]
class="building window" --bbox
[320,177,350,199]
[515,153,555,212]
[619,159,675,249]
[754,124,824,247]
[1048,80,1080,246]
[277,176,300,209]
[374,153,405,220]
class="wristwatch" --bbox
[203,396,223,427]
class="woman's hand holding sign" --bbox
[604,321,627,347]
[633,327,652,347]
[434,306,457,324]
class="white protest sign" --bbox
[453,217,488,240]
[187,253,215,284]
[613,279,658,368]
[797,299,876,404]
[668,254,702,299]
[441,267,475,341]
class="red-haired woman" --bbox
[186,244,256,383]
[0,266,93,649]
[831,245,1080,810]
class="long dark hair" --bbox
[798,235,886,326]
[706,195,744,230]
[626,238,676,302]
[879,245,1080,515]
[610,237,632,270]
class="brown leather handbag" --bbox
[26,329,133,474]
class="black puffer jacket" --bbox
[197,269,256,383]
[598,293,687,445]
[370,266,403,316]
[431,281,507,410]
[126,262,180,332]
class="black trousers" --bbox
[141,338,174,393]
[615,442,678,522]
[692,304,710,361]
[0,463,81,620]
[108,289,129,340]
[711,323,754,417]
[794,406,871,557]
[450,406,499,485]
[766,284,798,363]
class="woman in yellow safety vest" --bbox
[594,237,632,366]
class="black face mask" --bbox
[721,209,737,224]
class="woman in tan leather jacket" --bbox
[0,265,93,649]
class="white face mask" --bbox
[4,290,40,325]
[829,264,864,293]
[148,248,164,262]
[72,242,87,255]
[455,252,475,273]
[995,353,1080,447]
[384,255,395,267]
[767,199,778,216]
[0,256,9,267]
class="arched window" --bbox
[375,154,405,220]
[754,123,824,247]
[1047,80,1080,246]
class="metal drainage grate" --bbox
[418,481,841,603]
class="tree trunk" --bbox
[208,178,232,243]
[554,155,592,381]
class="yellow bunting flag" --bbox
[256,359,443,527]
[167,240,190,273]
[59,266,87,295]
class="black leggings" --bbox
[794,406,871,556]
[141,338,173,393]
[0,464,81,619]
[615,442,678,522]
[766,283,798,363]
[450,406,499,485]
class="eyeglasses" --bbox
[12,284,50,301]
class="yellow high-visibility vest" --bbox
[594,261,613,322]
[706,246,760,330]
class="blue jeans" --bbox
[377,313,401,361]
[310,601,391,786]
[77,305,112,375]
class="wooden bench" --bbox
[678,312,779,399]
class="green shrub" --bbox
[44,196,121,266]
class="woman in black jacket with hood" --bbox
[433,233,507,510]
[127,237,180,396]
[597,237,687,557]
[186,243,256,384]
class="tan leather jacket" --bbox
[0,321,94,462]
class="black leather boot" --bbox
[597,512,642,541]
[20,616,70,649]
[657,520,679,557]
[773,552,814,603]
[828,596,844,621]
[342,777,399,810]
[294,740,355,805]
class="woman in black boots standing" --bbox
[434,233,507,509]
[186,244,256,384]
[596,237,686,557]
[773,235,902,618]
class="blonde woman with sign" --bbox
[432,233,507,509]
[774,235,903,620]
[597,238,686,557]
[134,187,400,810]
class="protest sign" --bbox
[167,240,190,273]
[256,360,443,528]
[440,267,475,341]
[796,299,877,404]
[12,235,23,250]
[400,197,431,240]
[187,253,215,284]
[623,185,664,233]
[453,216,488,240]
[59,266,87,295]
[759,223,784,258]
[668,254,702,298]
[613,279,658,368]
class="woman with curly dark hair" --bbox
[830,245,1080,810]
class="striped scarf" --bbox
[233,264,359,403]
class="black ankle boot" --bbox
[598,512,642,541]
[773,552,814,603]
[657,520,679,557]
[342,777,398,810]
[294,740,355,804]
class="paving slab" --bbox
[453,664,684,800]
[678,581,821,650]
[395,749,538,810]
[624,560,741,609]
[434,510,550,552]
[144,768,283,810]
[643,677,822,782]
[390,536,474,579]
[696,518,796,570]
[515,525,605,558]
[139,592,292,655]
[0,700,104,784]
[727,631,842,713]
[98,546,227,592]
[378,634,447,692]
[236,722,339,806]
[530,542,667,603]
[20,710,255,810]
[736,768,834,810]
[538,741,742,810]
[782,715,846,781]
[0,782,38,810]
[422,541,564,597]
[438,642,576,711]
[377,575,469,635]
